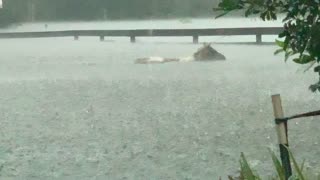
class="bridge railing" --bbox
[0,27,283,43]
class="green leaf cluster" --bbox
[228,149,317,180]
[215,0,320,92]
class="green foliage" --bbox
[215,0,320,92]
[239,152,261,179]
[0,3,19,27]
[289,149,305,180]
[269,149,285,180]
[231,150,313,180]
[0,10,11,27]
[0,0,218,24]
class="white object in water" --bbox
[135,44,225,64]
[135,56,195,64]
[147,56,165,63]
[135,57,180,64]
[179,56,194,62]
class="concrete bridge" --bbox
[0,27,282,43]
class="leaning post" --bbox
[271,94,292,179]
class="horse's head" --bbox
[193,44,226,61]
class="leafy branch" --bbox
[214,0,320,92]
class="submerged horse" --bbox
[135,44,226,64]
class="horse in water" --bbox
[135,44,226,64]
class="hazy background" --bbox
[1,0,222,27]
[0,0,320,179]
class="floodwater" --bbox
[0,18,319,179]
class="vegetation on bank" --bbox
[0,0,219,27]
[0,7,17,27]
[215,0,320,92]
[229,150,319,180]
[214,1,319,178]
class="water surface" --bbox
[0,19,319,179]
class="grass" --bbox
[228,148,320,180]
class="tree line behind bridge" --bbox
[0,0,220,27]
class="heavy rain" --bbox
[0,0,319,179]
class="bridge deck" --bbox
[0,27,282,43]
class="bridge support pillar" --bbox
[256,34,262,44]
[193,35,199,44]
[74,35,79,41]
[100,36,105,41]
[130,36,136,43]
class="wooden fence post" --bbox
[271,94,292,179]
